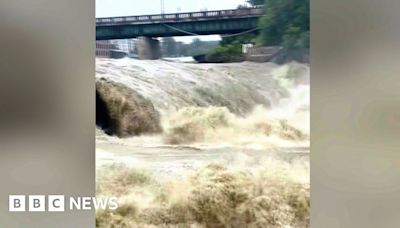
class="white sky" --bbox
[96,0,248,43]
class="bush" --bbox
[258,0,309,49]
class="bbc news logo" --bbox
[9,195,118,212]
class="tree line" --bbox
[217,0,309,51]
[161,38,219,57]
[257,0,309,49]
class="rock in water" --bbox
[96,78,162,137]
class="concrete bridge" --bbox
[96,6,264,59]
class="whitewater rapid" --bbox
[96,58,309,170]
[96,58,308,115]
[95,58,310,227]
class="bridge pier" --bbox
[137,37,161,60]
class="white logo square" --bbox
[9,195,25,212]
[48,195,65,212]
[28,195,45,212]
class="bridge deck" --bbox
[96,6,264,26]
[96,6,264,40]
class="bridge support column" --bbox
[137,37,161,60]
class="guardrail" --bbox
[96,6,264,25]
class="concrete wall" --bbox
[137,37,161,60]
[245,46,282,62]
[245,46,310,64]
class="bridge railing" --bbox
[96,6,264,25]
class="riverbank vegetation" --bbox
[209,0,309,62]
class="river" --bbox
[95,57,310,228]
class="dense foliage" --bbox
[212,0,309,58]
[259,0,309,48]
[208,33,257,59]
[247,0,265,6]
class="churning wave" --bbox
[96,58,309,147]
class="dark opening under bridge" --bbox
[96,6,264,40]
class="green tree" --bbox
[161,37,177,57]
[247,0,265,6]
[258,0,309,49]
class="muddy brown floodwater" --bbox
[95,58,310,228]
